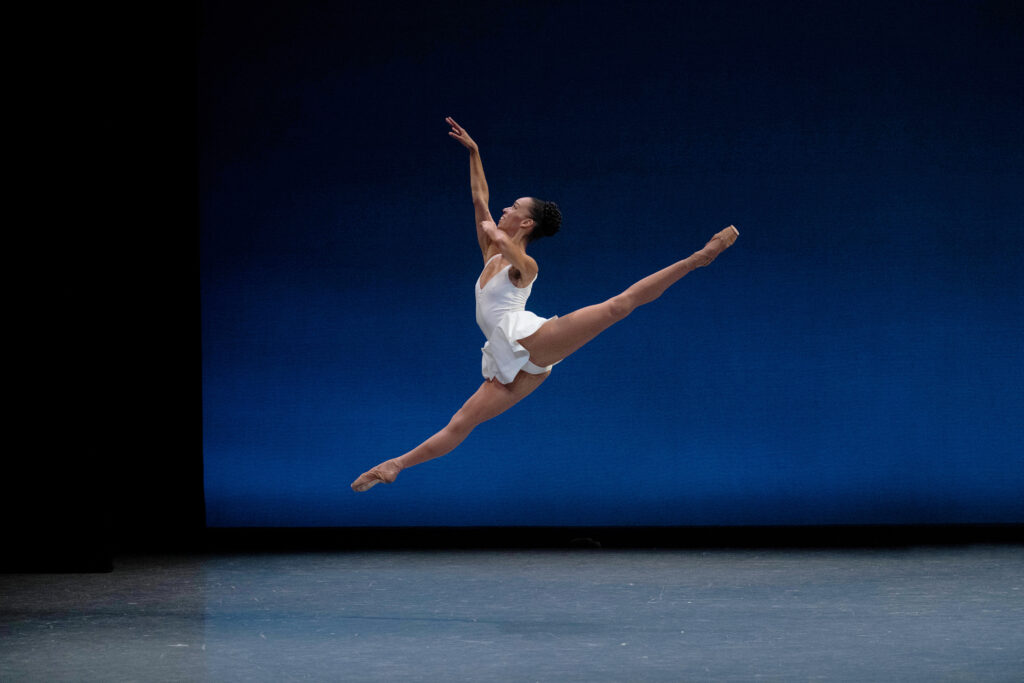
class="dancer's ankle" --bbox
[697,227,736,265]
[688,247,716,268]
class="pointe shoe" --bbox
[695,225,739,265]
[351,459,403,492]
[710,225,739,249]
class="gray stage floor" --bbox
[2,547,1022,681]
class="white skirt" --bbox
[480,311,557,383]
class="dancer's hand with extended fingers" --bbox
[446,116,478,152]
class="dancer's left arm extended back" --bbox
[480,220,538,285]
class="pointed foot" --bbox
[712,225,739,249]
[351,459,404,492]
[694,225,739,266]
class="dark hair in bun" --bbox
[527,198,562,244]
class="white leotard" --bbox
[474,254,556,383]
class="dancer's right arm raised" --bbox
[446,116,494,260]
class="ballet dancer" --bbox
[351,117,738,492]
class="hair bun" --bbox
[528,197,562,243]
[541,201,562,236]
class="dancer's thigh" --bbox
[518,299,624,368]
[455,371,550,426]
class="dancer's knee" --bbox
[606,293,636,321]
[447,412,477,438]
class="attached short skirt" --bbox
[481,311,558,384]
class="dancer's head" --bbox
[526,198,561,243]
[498,197,562,243]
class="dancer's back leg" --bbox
[521,226,738,368]
[351,370,549,492]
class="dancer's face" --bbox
[497,197,536,237]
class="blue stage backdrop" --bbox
[200,1,1023,527]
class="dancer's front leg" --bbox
[520,226,739,368]
[351,371,549,492]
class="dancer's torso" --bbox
[475,254,535,338]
